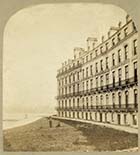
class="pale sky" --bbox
[3,3,127,115]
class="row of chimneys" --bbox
[86,14,131,51]
[61,15,131,68]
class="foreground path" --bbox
[52,116,138,134]
[4,117,138,152]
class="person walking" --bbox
[48,117,52,128]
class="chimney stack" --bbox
[87,37,97,51]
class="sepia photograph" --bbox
[2,2,138,152]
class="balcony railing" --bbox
[56,103,138,112]
[56,77,138,99]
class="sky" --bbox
[3,3,127,116]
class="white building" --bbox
[56,15,138,128]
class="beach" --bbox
[3,117,138,152]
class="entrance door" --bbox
[117,114,121,125]
[100,113,102,122]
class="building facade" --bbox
[56,15,138,128]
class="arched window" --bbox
[77,98,79,107]
[118,92,121,107]
[125,91,129,108]
[86,97,88,108]
[100,95,103,107]
[134,89,138,108]
[112,93,115,108]
[106,94,109,106]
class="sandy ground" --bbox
[3,117,138,152]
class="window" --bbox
[100,46,103,53]
[73,85,75,93]
[90,79,93,89]
[125,65,129,80]
[65,77,67,84]
[86,67,88,77]
[118,68,121,85]
[96,77,98,88]
[69,75,71,83]
[62,100,64,108]
[117,33,121,42]
[77,84,79,92]
[118,92,121,107]
[82,69,84,79]
[106,94,109,106]
[125,91,129,108]
[96,96,98,106]
[112,71,115,86]
[73,73,75,82]
[118,49,121,63]
[77,98,79,107]
[86,55,88,62]
[133,39,137,55]
[86,80,89,90]
[112,93,115,107]
[77,72,79,80]
[134,62,137,82]
[82,82,84,91]
[106,73,109,86]
[90,65,93,75]
[65,87,67,94]
[90,96,93,105]
[95,62,98,73]
[106,57,109,69]
[95,49,98,56]
[73,98,75,108]
[124,27,128,36]
[69,86,71,94]
[112,38,115,46]
[132,115,137,125]
[124,45,128,60]
[100,75,103,88]
[100,59,103,71]
[86,97,88,108]
[90,53,93,60]
[100,95,103,106]
[65,100,67,108]
[112,53,115,66]
[134,89,138,108]
[105,42,109,51]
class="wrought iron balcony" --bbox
[56,103,138,112]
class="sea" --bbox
[3,113,49,130]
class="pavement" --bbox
[52,116,138,134]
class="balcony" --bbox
[56,103,138,112]
[56,77,138,99]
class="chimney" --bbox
[74,47,85,59]
[126,14,131,23]
[87,37,97,51]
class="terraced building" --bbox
[56,15,138,128]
